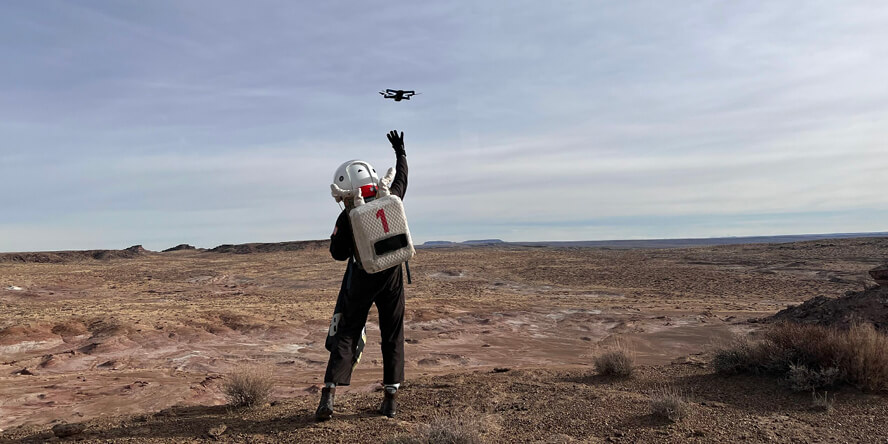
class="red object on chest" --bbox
[359,184,378,198]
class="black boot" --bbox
[315,387,335,421]
[379,390,397,418]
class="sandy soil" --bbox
[1,237,886,442]
[8,365,888,443]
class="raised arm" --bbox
[386,130,408,200]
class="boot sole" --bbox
[379,404,396,418]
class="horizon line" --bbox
[2,230,887,254]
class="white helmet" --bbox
[333,159,379,199]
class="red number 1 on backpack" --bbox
[376,208,390,233]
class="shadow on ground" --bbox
[10,404,385,443]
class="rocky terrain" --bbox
[771,285,888,331]
[1,236,886,442]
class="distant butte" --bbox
[162,244,198,252]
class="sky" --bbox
[1,1,887,252]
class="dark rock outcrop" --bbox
[870,264,888,286]
[208,240,328,254]
[0,245,150,263]
[52,422,86,438]
[770,285,888,332]
[162,244,198,252]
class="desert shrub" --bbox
[386,415,485,444]
[712,336,769,374]
[811,390,835,413]
[712,322,888,391]
[223,366,274,408]
[786,364,842,392]
[712,332,803,376]
[836,323,888,391]
[594,341,634,377]
[649,385,688,422]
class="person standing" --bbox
[316,130,409,420]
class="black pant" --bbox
[324,259,405,385]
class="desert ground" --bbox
[1,237,887,442]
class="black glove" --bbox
[387,130,406,156]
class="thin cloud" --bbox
[0,1,886,251]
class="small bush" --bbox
[712,337,758,374]
[649,386,688,422]
[386,415,485,444]
[712,336,789,375]
[594,341,634,377]
[811,390,835,413]
[786,364,842,392]
[712,322,888,391]
[223,366,274,408]
[838,322,888,390]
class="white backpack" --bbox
[331,168,415,273]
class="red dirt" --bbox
[1,237,887,441]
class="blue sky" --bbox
[1,1,887,251]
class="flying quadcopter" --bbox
[379,89,420,101]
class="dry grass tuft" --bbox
[223,366,274,408]
[386,415,486,444]
[594,340,635,378]
[839,322,888,390]
[712,322,888,391]
[649,385,688,422]
[811,390,835,413]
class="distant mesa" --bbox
[418,239,505,249]
[91,245,147,260]
[0,245,150,263]
[462,239,505,245]
[208,240,329,254]
[162,244,198,253]
[124,245,147,254]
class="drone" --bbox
[379,89,420,101]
